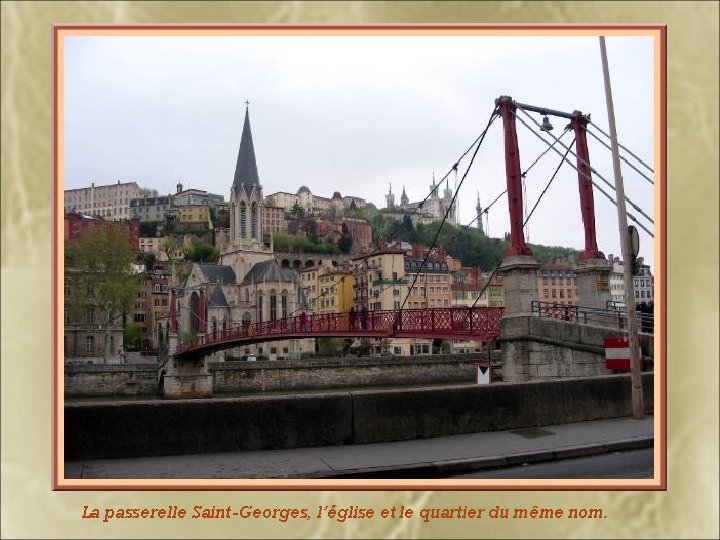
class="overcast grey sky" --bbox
[63,33,656,267]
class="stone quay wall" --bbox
[65,363,159,397]
[65,373,654,460]
[210,354,492,394]
[64,354,498,398]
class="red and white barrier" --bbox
[604,337,641,371]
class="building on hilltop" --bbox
[266,186,366,217]
[64,180,140,221]
[384,174,459,225]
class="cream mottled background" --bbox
[1,1,717,539]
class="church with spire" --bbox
[178,104,311,360]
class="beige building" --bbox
[64,180,140,221]
[176,205,211,227]
[403,247,452,310]
[362,250,408,312]
[138,236,165,259]
[263,205,288,236]
[266,186,365,216]
[536,263,578,306]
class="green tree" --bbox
[161,236,177,260]
[316,337,341,357]
[186,241,219,263]
[338,224,353,254]
[289,202,306,218]
[210,206,230,228]
[139,221,161,237]
[123,324,143,350]
[65,226,141,362]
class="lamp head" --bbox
[540,115,554,132]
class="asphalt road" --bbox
[450,448,654,479]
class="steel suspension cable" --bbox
[515,106,654,227]
[513,109,653,237]
[585,126,654,185]
[396,108,501,317]
[587,122,654,173]
[523,138,575,227]
[464,146,574,315]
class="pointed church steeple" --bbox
[233,102,261,195]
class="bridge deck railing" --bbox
[532,301,654,333]
[176,306,505,356]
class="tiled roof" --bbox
[207,283,229,308]
[242,260,298,285]
[198,264,237,285]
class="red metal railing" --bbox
[174,306,504,358]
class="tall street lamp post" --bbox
[599,36,645,419]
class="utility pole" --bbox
[599,36,645,419]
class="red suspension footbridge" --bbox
[174,306,504,359]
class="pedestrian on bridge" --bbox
[349,306,357,331]
[360,305,369,330]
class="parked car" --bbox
[245,354,257,362]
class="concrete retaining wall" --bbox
[65,364,159,397]
[65,372,653,460]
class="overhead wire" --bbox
[396,107,501,316]
[286,112,504,317]
[444,126,571,249]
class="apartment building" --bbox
[536,263,578,306]
[129,196,171,222]
[263,205,288,236]
[316,270,355,314]
[451,267,489,307]
[403,247,452,310]
[64,181,140,220]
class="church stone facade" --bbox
[178,106,312,360]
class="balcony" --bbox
[371,278,408,287]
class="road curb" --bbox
[316,436,654,478]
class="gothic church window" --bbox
[251,203,257,238]
[270,290,277,322]
[240,202,247,238]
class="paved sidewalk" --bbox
[65,416,653,479]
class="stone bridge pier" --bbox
[162,334,212,398]
[499,254,633,383]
